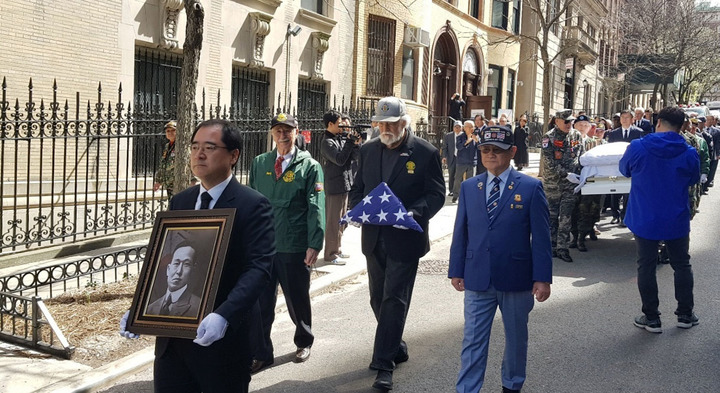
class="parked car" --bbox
[706,101,720,110]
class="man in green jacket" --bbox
[249,113,325,372]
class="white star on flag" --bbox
[340,182,423,232]
[376,210,388,222]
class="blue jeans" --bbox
[456,285,534,393]
[635,235,694,320]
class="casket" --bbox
[577,142,632,195]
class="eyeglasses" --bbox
[191,143,230,154]
[479,146,510,155]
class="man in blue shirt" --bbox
[620,106,700,333]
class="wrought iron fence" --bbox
[0,244,146,358]
[0,292,73,358]
[0,78,382,256]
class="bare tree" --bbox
[174,0,204,192]
[617,0,720,107]
[493,0,578,131]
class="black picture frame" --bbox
[127,209,235,339]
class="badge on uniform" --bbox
[554,151,563,160]
[477,182,484,190]
[266,172,272,176]
[514,194,522,202]
[315,182,324,192]
[283,170,295,183]
[406,161,416,174]
[542,137,549,148]
[553,140,565,148]
[508,181,514,190]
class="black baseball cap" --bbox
[479,125,513,149]
[575,114,590,123]
[271,113,298,128]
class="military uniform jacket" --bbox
[155,142,176,191]
[250,148,325,253]
[541,128,585,191]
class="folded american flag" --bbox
[340,182,423,232]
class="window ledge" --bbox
[298,8,337,30]
[256,0,282,7]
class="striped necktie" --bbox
[486,177,501,220]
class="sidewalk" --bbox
[1,152,540,393]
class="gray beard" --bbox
[380,130,404,147]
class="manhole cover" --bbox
[417,259,448,275]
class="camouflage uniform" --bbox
[571,135,605,250]
[681,131,704,218]
[542,127,584,255]
[155,141,176,196]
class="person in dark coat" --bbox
[448,92,465,122]
[513,114,530,170]
[349,96,445,391]
[120,119,276,393]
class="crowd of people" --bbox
[124,96,707,393]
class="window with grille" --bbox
[366,15,396,97]
[230,65,270,116]
[297,79,327,115]
[134,46,182,115]
[133,46,183,176]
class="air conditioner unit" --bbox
[404,26,430,48]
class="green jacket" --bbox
[250,148,325,253]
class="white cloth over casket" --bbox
[575,142,630,193]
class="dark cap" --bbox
[698,116,707,122]
[575,114,590,123]
[480,125,513,149]
[555,109,576,122]
[271,113,298,129]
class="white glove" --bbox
[565,173,581,184]
[119,310,140,339]
[701,174,708,184]
[348,220,361,228]
[194,312,228,347]
[393,225,409,230]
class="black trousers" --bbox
[154,335,251,393]
[254,252,313,361]
[635,235,694,319]
[610,193,628,219]
[366,237,418,371]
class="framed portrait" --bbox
[127,209,235,339]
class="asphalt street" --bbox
[99,189,720,393]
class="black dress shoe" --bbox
[394,351,409,365]
[557,249,573,263]
[294,347,311,363]
[250,359,273,374]
[619,219,627,228]
[610,217,619,224]
[373,370,393,391]
[502,387,521,393]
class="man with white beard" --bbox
[349,96,445,391]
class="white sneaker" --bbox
[330,259,347,266]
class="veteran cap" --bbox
[479,125,513,149]
[453,120,463,127]
[164,120,177,129]
[555,109,576,122]
[372,97,407,123]
[575,114,590,123]
[271,113,298,128]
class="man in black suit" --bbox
[442,121,462,197]
[146,241,202,318]
[121,119,275,393]
[350,96,445,391]
[633,107,654,135]
[607,110,643,226]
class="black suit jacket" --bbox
[608,126,644,143]
[155,177,275,360]
[349,133,445,260]
[635,118,654,135]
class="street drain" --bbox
[417,259,448,275]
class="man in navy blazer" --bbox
[607,110,643,225]
[449,125,552,393]
[443,121,462,197]
[634,107,654,135]
[122,119,275,393]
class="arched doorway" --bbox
[431,27,459,137]
[462,48,483,100]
